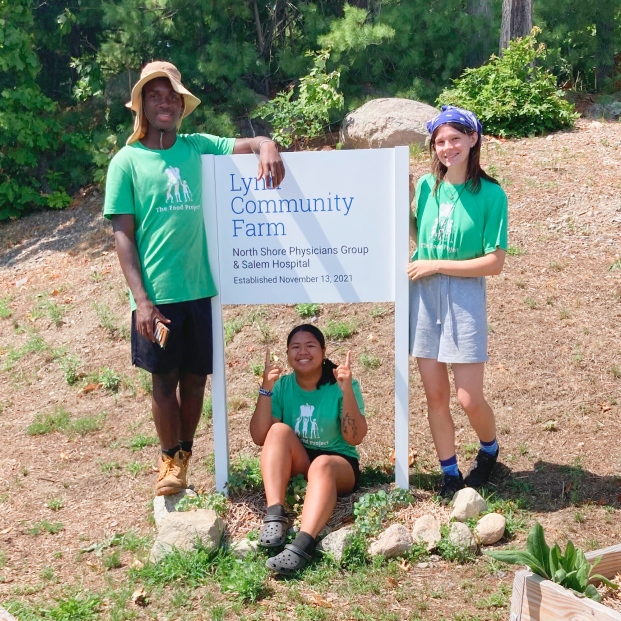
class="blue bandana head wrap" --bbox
[427,105,482,137]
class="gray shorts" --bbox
[409,274,488,363]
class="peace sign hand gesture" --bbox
[262,348,282,391]
[333,351,353,393]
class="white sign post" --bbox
[203,148,410,492]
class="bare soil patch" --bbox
[0,119,620,619]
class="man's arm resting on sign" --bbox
[111,214,170,342]
[407,248,506,280]
[233,137,285,189]
[340,386,367,446]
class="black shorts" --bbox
[305,447,360,491]
[131,297,213,375]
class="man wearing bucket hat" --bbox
[104,61,285,496]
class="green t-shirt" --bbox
[271,373,365,460]
[412,174,508,261]
[103,133,235,310]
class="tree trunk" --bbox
[466,0,493,68]
[500,0,532,54]
[595,0,615,87]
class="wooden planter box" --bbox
[510,543,621,621]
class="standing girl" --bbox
[408,106,508,498]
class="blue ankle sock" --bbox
[480,438,499,456]
[440,455,460,478]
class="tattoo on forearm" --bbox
[341,411,358,439]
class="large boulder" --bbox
[340,98,439,149]
[150,509,224,563]
[412,515,442,551]
[153,488,197,529]
[450,488,488,522]
[317,526,355,562]
[369,524,413,559]
[474,513,506,545]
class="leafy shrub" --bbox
[227,455,263,495]
[285,474,308,512]
[295,303,321,318]
[486,522,617,602]
[353,489,414,536]
[252,50,344,150]
[438,29,578,138]
[323,319,357,341]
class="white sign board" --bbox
[211,150,395,304]
[203,148,411,492]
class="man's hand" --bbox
[136,300,170,343]
[333,351,353,393]
[258,141,285,189]
[262,348,282,391]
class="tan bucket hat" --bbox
[125,61,201,145]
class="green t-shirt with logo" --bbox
[412,173,508,261]
[103,134,235,310]
[271,373,365,460]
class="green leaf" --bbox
[485,550,549,578]
[526,523,551,577]
[584,584,602,603]
[588,556,602,576]
[590,574,619,590]
[563,539,576,571]
[550,544,562,578]
[554,568,567,584]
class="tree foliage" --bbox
[439,29,578,137]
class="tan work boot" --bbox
[154,450,191,496]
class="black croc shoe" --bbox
[439,472,465,500]
[464,448,499,488]
[266,543,312,575]
[259,514,291,548]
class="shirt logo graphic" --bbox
[164,167,193,203]
[294,404,319,439]
[431,202,454,242]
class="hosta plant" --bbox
[486,522,617,603]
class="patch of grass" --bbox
[475,584,511,609]
[3,332,54,371]
[559,307,570,319]
[46,497,64,511]
[38,299,66,328]
[437,525,476,563]
[228,394,247,412]
[323,318,357,341]
[462,443,479,459]
[249,357,265,378]
[296,303,321,318]
[609,365,620,379]
[99,460,121,475]
[7,591,101,621]
[518,442,529,456]
[216,555,270,603]
[574,510,585,523]
[176,492,228,516]
[370,305,388,318]
[359,350,381,370]
[92,302,129,340]
[548,261,563,272]
[523,297,537,309]
[0,296,13,319]
[128,434,159,452]
[103,550,123,570]
[26,406,71,435]
[136,368,152,394]
[202,394,213,423]
[507,245,527,256]
[28,520,64,535]
[72,412,106,435]
[515,279,525,289]
[125,461,147,478]
[224,316,246,345]
[58,353,82,385]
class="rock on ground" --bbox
[150,509,223,563]
[153,489,197,529]
[340,98,439,149]
[448,522,477,553]
[412,515,442,551]
[369,524,413,559]
[317,526,355,562]
[474,513,506,545]
[230,538,259,559]
[450,487,488,522]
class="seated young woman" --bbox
[250,324,367,574]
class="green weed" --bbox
[103,550,122,570]
[559,308,570,320]
[136,368,152,394]
[59,353,82,384]
[125,461,147,478]
[609,365,620,379]
[176,492,228,516]
[28,520,64,535]
[7,591,101,621]
[462,443,479,459]
[92,302,129,340]
[370,305,388,318]
[128,435,159,452]
[227,455,263,495]
[353,489,414,536]
[437,525,476,563]
[98,367,122,392]
[0,296,12,319]
[224,316,246,345]
[27,406,71,435]
[548,261,563,272]
[507,245,527,256]
[72,412,106,435]
[515,279,525,289]
[359,351,381,370]
[99,460,121,475]
[524,297,537,309]
[296,303,321,318]
[202,394,213,422]
[249,357,265,378]
[216,555,270,603]
[46,497,64,511]
[323,318,357,341]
